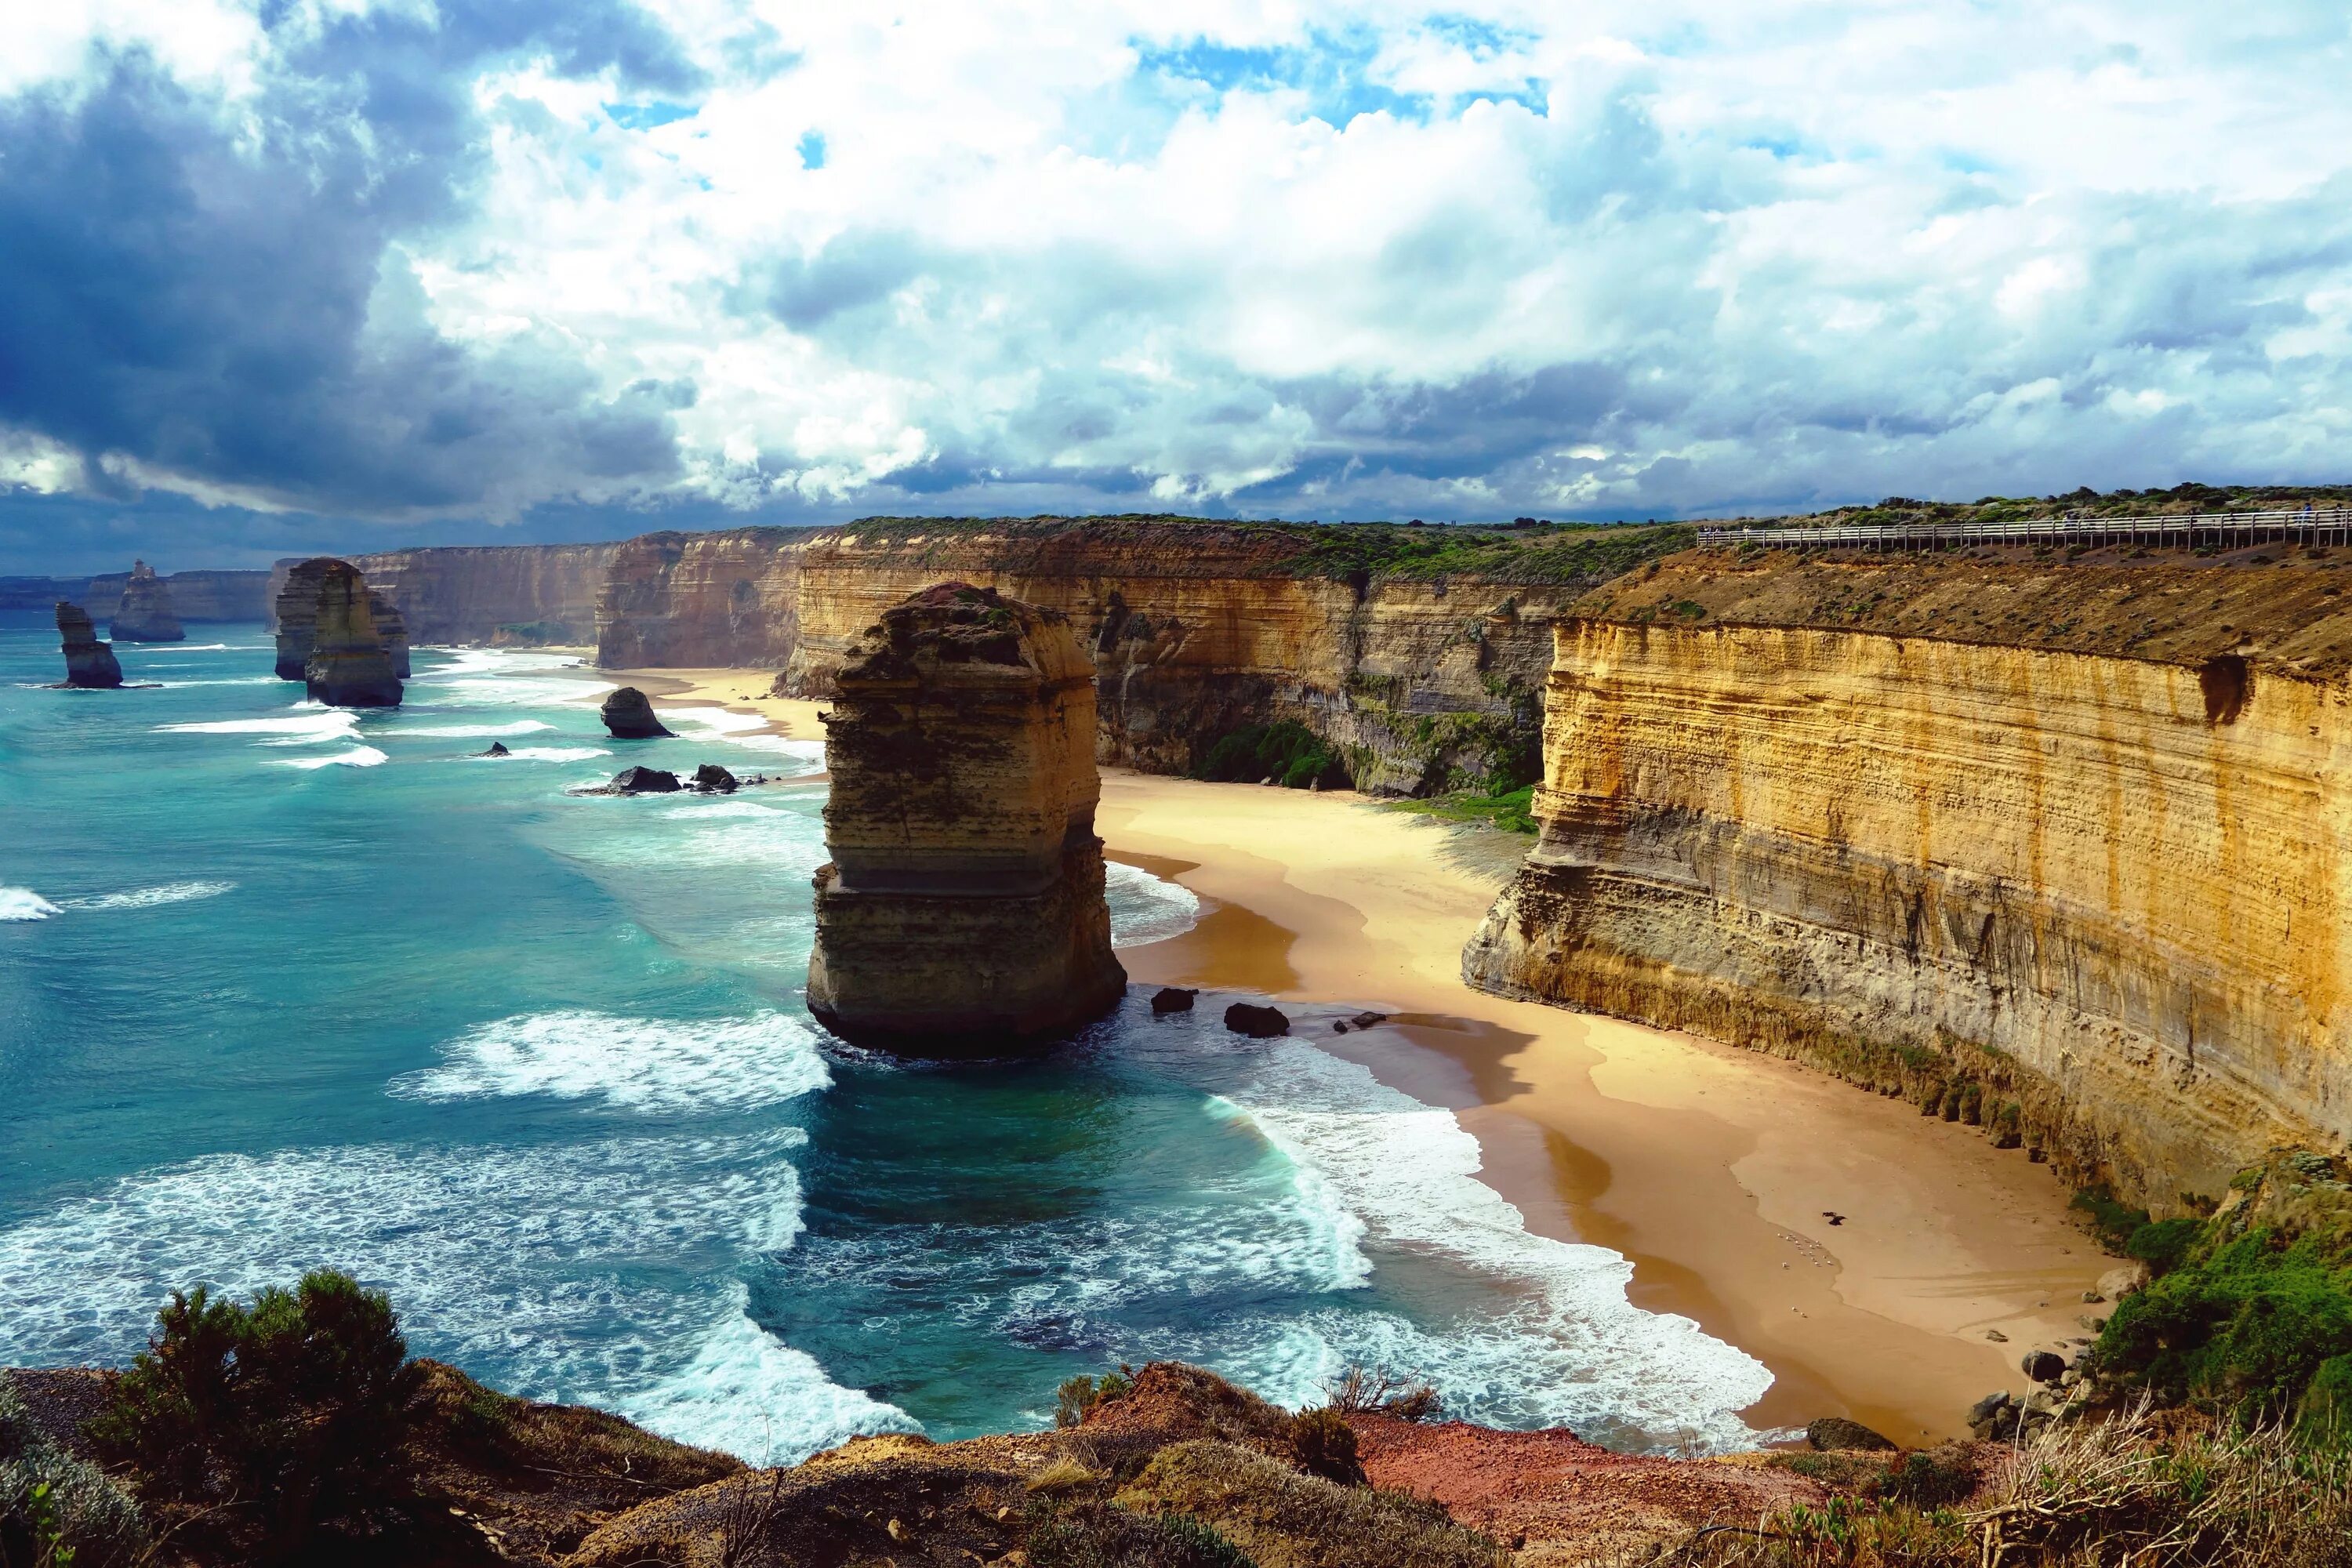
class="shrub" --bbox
[1283,1407,1364,1487]
[92,1269,420,1552]
[2072,1185,2153,1250]
[2096,1232,2352,1420]
[2127,1217,2205,1276]
[1025,1495,1260,1568]
[2300,1355,2352,1450]
[1323,1367,1440,1422]
[1,1372,145,1568]
[1193,723,1348,790]
[1057,1370,1135,1429]
[1119,1440,1508,1568]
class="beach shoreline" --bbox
[596,666,2113,1445]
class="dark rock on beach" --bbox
[109,560,184,642]
[691,762,739,793]
[1806,1416,1896,1453]
[55,601,124,688]
[601,686,674,739]
[611,766,681,794]
[1150,986,1198,1014]
[1224,1002,1289,1038]
[2021,1350,2067,1385]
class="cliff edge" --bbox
[1465,545,2352,1211]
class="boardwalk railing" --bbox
[1695,507,2352,553]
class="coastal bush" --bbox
[1193,723,1348,790]
[1058,1370,1136,1429]
[1323,1367,1441,1422]
[92,1269,421,1552]
[1388,783,1537,835]
[1665,1405,2352,1567]
[1,1373,145,1568]
[1025,1495,1260,1568]
[1117,1440,1509,1568]
[2096,1232,2352,1421]
[1283,1407,1365,1487]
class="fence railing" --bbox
[1694,507,2352,553]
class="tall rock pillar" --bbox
[302,561,403,707]
[56,601,125,688]
[808,583,1126,1051]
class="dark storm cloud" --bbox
[0,1,696,522]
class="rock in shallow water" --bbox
[807,582,1126,1052]
[691,762,739,793]
[55,601,123,688]
[1223,1002,1289,1038]
[609,766,681,794]
[601,686,674,739]
[1149,986,1197,1014]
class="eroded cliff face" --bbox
[303,561,402,707]
[54,601,123,688]
[1466,550,2352,1210]
[596,521,1580,791]
[109,562,184,642]
[267,544,619,647]
[808,583,1124,1050]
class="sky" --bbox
[4,2,2351,573]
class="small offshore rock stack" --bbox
[808,582,1126,1052]
[109,560,184,642]
[303,561,403,707]
[601,686,674,738]
[55,601,124,688]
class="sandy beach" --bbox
[607,668,2113,1445]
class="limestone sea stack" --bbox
[109,560,184,642]
[601,686,674,738]
[808,583,1126,1052]
[273,557,334,679]
[303,561,402,707]
[55,601,124,688]
[369,590,412,678]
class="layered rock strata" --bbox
[272,558,334,680]
[54,601,123,688]
[108,561,183,642]
[808,583,1126,1051]
[300,561,402,707]
[1465,549,2352,1211]
[369,591,412,678]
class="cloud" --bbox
[5,0,2352,569]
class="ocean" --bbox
[0,615,1773,1461]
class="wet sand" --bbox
[594,668,2111,1445]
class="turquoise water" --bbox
[0,615,1773,1460]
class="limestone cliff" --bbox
[1465,547,2352,1211]
[54,601,123,688]
[109,561,184,642]
[808,583,1125,1051]
[271,559,333,680]
[267,543,619,648]
[368,590,412,678]
[596,519,1669,792]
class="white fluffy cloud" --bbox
[7,0,2352,529]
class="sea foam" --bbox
[399,720,557,739]
[1106,861,1202,947]
[59,881,234,911]
[390,1011,831,1113]
[270,745,388,769]
[159,710,358,742]
[0,1131,890,1463]
[1206,1035,1776,1452]
[0,887,60,921]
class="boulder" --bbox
[1348,1011,1388,1029]
[1805,1417,1896,1453]
[1224,1003,1289,1038]
[611,766,681,794]
[109,560,184,642]
[303,561,402,707]
[55,601,123,688]
[601,687,674,739]
[691,762,739,793]
[481,742,511,757]
[2096,1263,2150,1301]
[2021,1351,2067,1385]
[1150,987,1198,1014]
[807,583,1126,1052]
